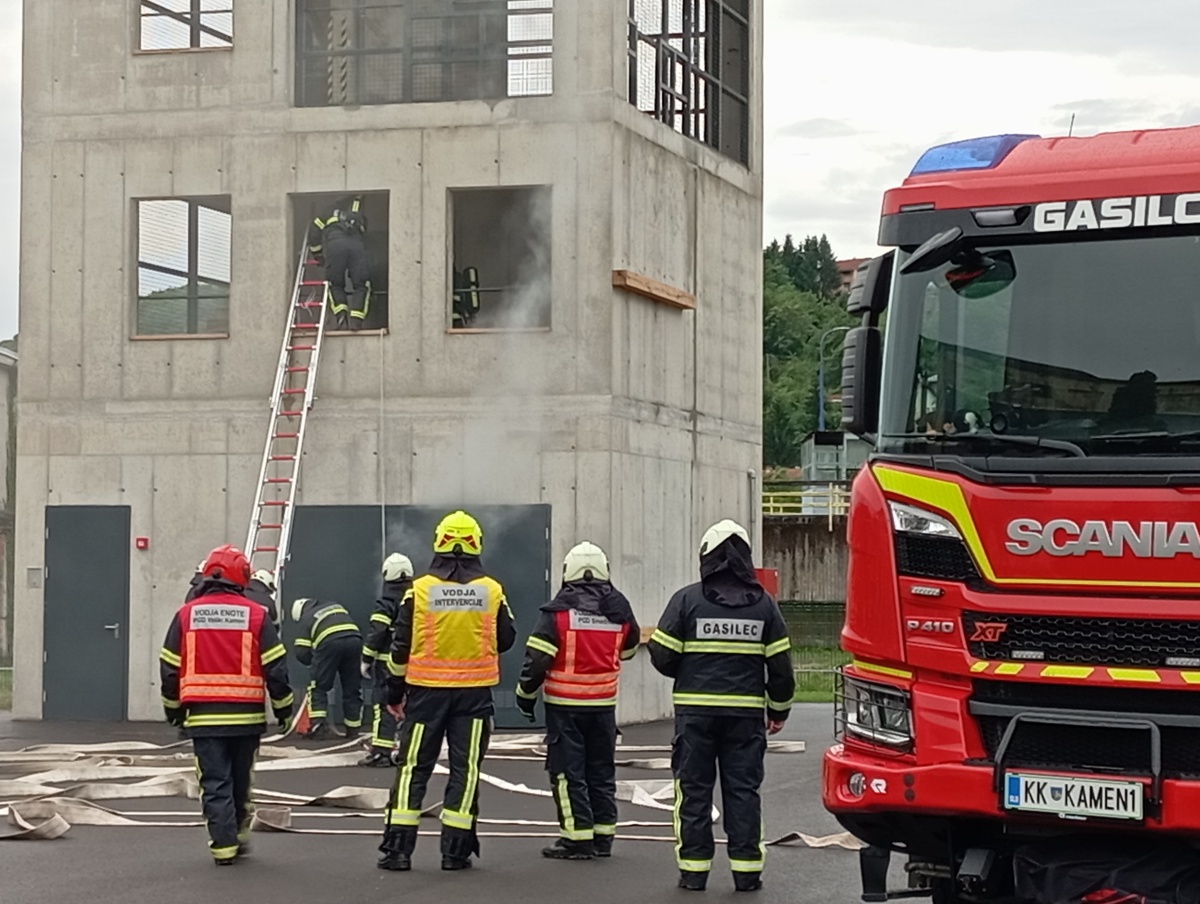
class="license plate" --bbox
[1004,772,1144,821]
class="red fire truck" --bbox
[824,127,1200,903]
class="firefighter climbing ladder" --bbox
[244,241,330,580]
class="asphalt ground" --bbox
[0,704,882,904]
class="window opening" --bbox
[136,197,231,336]
[295,0,553,108]
[450,186,551,331]
[627,0,750,164]
[140,1,233,51]
[292,192,391,333]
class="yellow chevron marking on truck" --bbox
[1106,668,1161,683]
[1039,665,1094,679]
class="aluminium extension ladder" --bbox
[244,241,330,580]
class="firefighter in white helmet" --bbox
[245,569,281,628]
[291,597,364,740]
[516,541,640,860]
[649,519,795,893]
[359,552,416,766]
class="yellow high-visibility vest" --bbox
[407,574,505,688]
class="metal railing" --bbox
[762,482,851,527]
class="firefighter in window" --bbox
[516,541,640,860]
[308,196,371,330]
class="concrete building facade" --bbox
[15,0,764,723]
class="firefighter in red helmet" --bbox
[160,544,294,865]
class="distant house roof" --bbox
[837,257,870,277]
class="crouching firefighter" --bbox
[292,598,364,740]
[360,552,415,766]
[516,541,640,861]
[378,510,517,873]
[160,545,294,865]
[649,520,795,893]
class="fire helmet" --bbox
[562,541,610,583]
[382,553,414,582]
[251,569,276,592]
[201,544,251,587]
[699,519,750,558]
[433,511,483,556]
[291,598,310,623]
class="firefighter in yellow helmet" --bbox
[378,510,517,873]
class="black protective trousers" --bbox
[370,663,399,752]
[323,233,370,325]
[672,714,767,877]
[193,734,259,860]
[545,705,618,843]
[310,634,363,730]
[384,686,493,860]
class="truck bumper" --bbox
[824,743,1200,834]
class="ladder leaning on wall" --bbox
[244,239,330,583]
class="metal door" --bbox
[43,506,130,720]
[284,504,551,728]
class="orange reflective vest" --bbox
[544,610,631,706]
[407,575,505,688]
[178,594,267,704]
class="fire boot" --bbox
[593,835,613,858]
[442,828,477,871]
[541,839,595,861]
[734,872,763,892]
[678,871,708,892]
[377,827,415,872]
[302,721,332,741]
[358,750,393,767]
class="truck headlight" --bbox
[840,673,913,752]
[889,501,962,539]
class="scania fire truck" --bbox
[823,126,1200,903]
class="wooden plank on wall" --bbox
[612,269,696,310]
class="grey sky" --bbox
[764,0,1200,259]
[5,3,1200,338]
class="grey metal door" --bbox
[43,506,130,720]
[284,504,551,728]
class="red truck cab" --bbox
[824,127,1200,902]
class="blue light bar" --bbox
[910,134,1041,176]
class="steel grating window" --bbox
[136,198,231,336]
[140,1,233,51]
[627,0,750,165]
[295,0,553,108]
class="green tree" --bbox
[762,242,858,466]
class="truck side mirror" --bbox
[846,252,894,319]
[841,326,882,437]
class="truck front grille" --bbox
[895,534,981,582]
[964,611,1200,667]
[971,679,1200,777]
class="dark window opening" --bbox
[627,0,750,165]
[140,1,233,51]
[450,186,551,331]
[295,0,553,108]
[292,192,390,333]
[136,197,231,337]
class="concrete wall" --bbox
[763,518,850,604]
[15,0,764,724]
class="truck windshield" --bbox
[878,234,1200,455]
